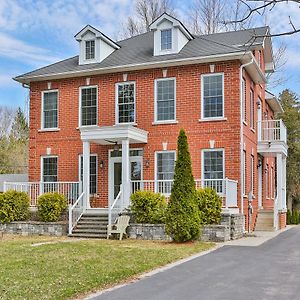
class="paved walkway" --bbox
[88,226,300,300]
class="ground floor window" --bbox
[79,154,97,194]
[156,151,175,194]
[202,149,224,193]
[42,156,58,182]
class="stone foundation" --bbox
[221,213,244,239]
[128,224,171,241]
[0,221,67,236]
[200,224,230,242]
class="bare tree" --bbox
[0,106,14,138]
[123,0,176,38]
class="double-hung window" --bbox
[201,73,224,119]
[161,29,172,51]
[202,149,224,194]
[242,78,246,122]
[250,89,254,129]
[80,86,97,126]
[116,82,135,124]
[42,156,58,182]
[155,78,176,122]
[79,155,97,194]
[85,40,95,60]
[42,90,58,129]
[156,151,175,194]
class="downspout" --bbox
[22,83,30,89]
[239,58,253,231]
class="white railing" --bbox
[3,181,81,206]
[258,119,287,143]
[68,192,85,235]
[108,186,123,226]
[131,178,238,208]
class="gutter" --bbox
[239,58,254,229]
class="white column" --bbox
[276,153,283,210]
[282,155,287,210]
[121,139,130,208]
[83,141,90,209]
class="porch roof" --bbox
[80,125,148,145]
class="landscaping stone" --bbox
[200,224,230,242]
[0,221,67,236]
[128,224,171,241]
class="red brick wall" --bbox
[279,212,287,229]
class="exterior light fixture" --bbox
[113,142,119,156]
[145,160,150,167]
[99,160,104,169]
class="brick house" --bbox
[11,13,287,235]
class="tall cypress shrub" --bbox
[165,129,201,242]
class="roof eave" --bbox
[14,51,253,85]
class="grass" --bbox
[0,235,214,300]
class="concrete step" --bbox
[80,216,108,220]
[77,221,108,226]
[255,210,275,232]
[69,233,107,239]
[73,228,107,234]
[76,224,107,229]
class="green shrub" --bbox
[291,209,300,225]
[196,188,222,225]
[165,129,201,242]
[37,192,67,222]
[130,190,167,224]
[0,190,30,224]
[287,209,292,225]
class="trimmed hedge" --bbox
[37,192,67,222]
[287,209,300,225]
[196,188,222,225]
[0,190,30,224]
[130,190,167,224]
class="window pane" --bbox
[161,29,172,50]
[81,87,97,126]
[80,155,97,194]
[85,40,95,60]
[118,83,135,123]
[156,152,175,194]
[43,157,58,182]
[203,151,224,179]
[203,75,223,118]
[156,79,175,121]
[43,91,58,128]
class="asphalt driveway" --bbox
[90,227,300,300]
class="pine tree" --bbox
[165,128,201,242]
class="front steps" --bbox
[69,214,108,238]
[255,210,275,231]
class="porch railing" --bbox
[3,181,81,206]
[131,178,238,208]
[68,192,85,235]
[108,185,123,226]
[258,119,287,143]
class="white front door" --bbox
[108,150,143,205]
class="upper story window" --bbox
[42,90,58,129]
[42,156,58,182]
[155,78,176,122]
[250,89,254,129]
[201,73,224,119]
[116,82,135,124]
[242,78,246,122]
[161,29,172,51]
[80,86,97,126]
[85,40,95,60]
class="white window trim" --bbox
[78,153,98,194]
[41,89,59,131]
[201,148,225,180]
[200,73,225,120]
[243,150,247,197]
[85,40,96,61]
[250,89,254,129]
[251,155,254,195]
[154,77,176,124]
[242,78,246,123]
[154,150,176,195]
[115,81,136,125]
[40,155,58,182]
[160,28,173,53]
[78,85,98,128]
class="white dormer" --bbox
[149,13,193,56]
[75,25,120,65]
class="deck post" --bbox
[83,141,90,209]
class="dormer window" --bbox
[85,40,95,60]
[161,29,172,51]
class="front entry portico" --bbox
[80,125,148,210]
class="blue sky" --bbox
[0,0,299,112]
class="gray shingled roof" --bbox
[15,26,268,82]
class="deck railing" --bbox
[68,192,85,235]
[3,181,81,206]
[108,185,123,226]
[258,119,287,143]
[131,178,238,208]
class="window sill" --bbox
[152,120,178,125]
[250,128,256,133]
[114,123,137,127]
[76,125,98,130]
[38,128,60,132]
[243,121,248,126]
[199,117,227,122]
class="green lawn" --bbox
[0,235,214,300]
